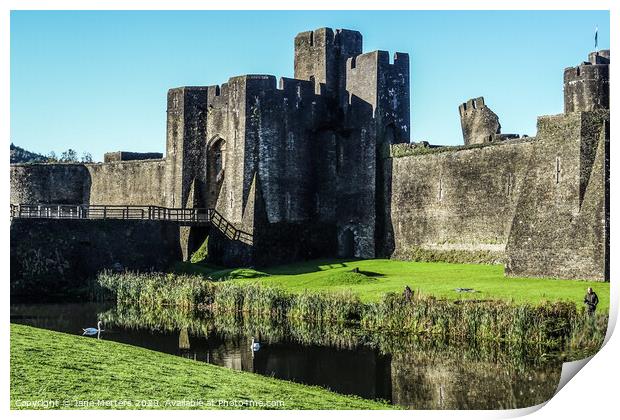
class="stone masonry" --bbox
[9,29,610,281]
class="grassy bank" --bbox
[10,324,392,410]
[177,259,610,311]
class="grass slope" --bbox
[184,259,611,311]
[10,324,392,410]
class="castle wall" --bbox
[86,159,167,206]
[385,110,608,280]
[165,87,210,209]
[10,160,168,207]
[10,163,89,205]
[165,79,254,228]
[10,219,181,299]
[505,111,609,280]
[249,76,318,224]
[334,122,377,258]
[385,139,534,263]
[375,52,410,144]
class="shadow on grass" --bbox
[175,258,366,278]
[258,258,362,276]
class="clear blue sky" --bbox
[11,10,609,161]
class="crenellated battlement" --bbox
[458,97,487,117]
[345,49,410,142]
[458,97,502,146]
[277,77,318,100]
[346,50,409,70]
[207,83,227,98]
[294,27,363,99]
[564,50,609,113]
[294,27,363,55]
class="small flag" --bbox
[595,26,598,50]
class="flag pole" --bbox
[594,26,598,52]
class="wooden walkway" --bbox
[10,204,253,245]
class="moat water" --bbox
[11,302,564,409]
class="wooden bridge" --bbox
[10,204,253,245]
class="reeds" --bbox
[97,270,214,310]
[360,293,589,348]
[289,290,363,323]
[97,271,608,352]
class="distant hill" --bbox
[10,143,48,164]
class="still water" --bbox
[11,302,563,409]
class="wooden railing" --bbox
[10,204,253,245]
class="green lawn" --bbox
[180,259,610,312]
[10,324,392,410]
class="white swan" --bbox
[251,337,260,352]
[82,321,103,336]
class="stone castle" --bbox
[10,28,610,281]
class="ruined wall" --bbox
[10,163,89,205]
[10,219,181,299]
[385,139,534,263]
[505,111,609,280]
[86,159,167,206]
[10,160,167,207]
[459,97,501,145]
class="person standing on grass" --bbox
[403,285,413,302]
[584,287,599,315]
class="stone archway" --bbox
[207,136,226,209]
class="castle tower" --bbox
[564,50,610,113]
[164,86,209,209]
[345,50,411,144]
[458,97,501,145]
[294,27,362,100]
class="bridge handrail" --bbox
[10,203,253,245]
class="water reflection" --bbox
[10,302,562,409]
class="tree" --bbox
[81,152,93,163]
[47,151,58,162]
[60,149,78,162]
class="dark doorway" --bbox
[207,138,226,209]
[342,229,355,258]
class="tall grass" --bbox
[361,292,583,347]
[97,271,607,353]
[98,270,214,310]
[289,290,363,323]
